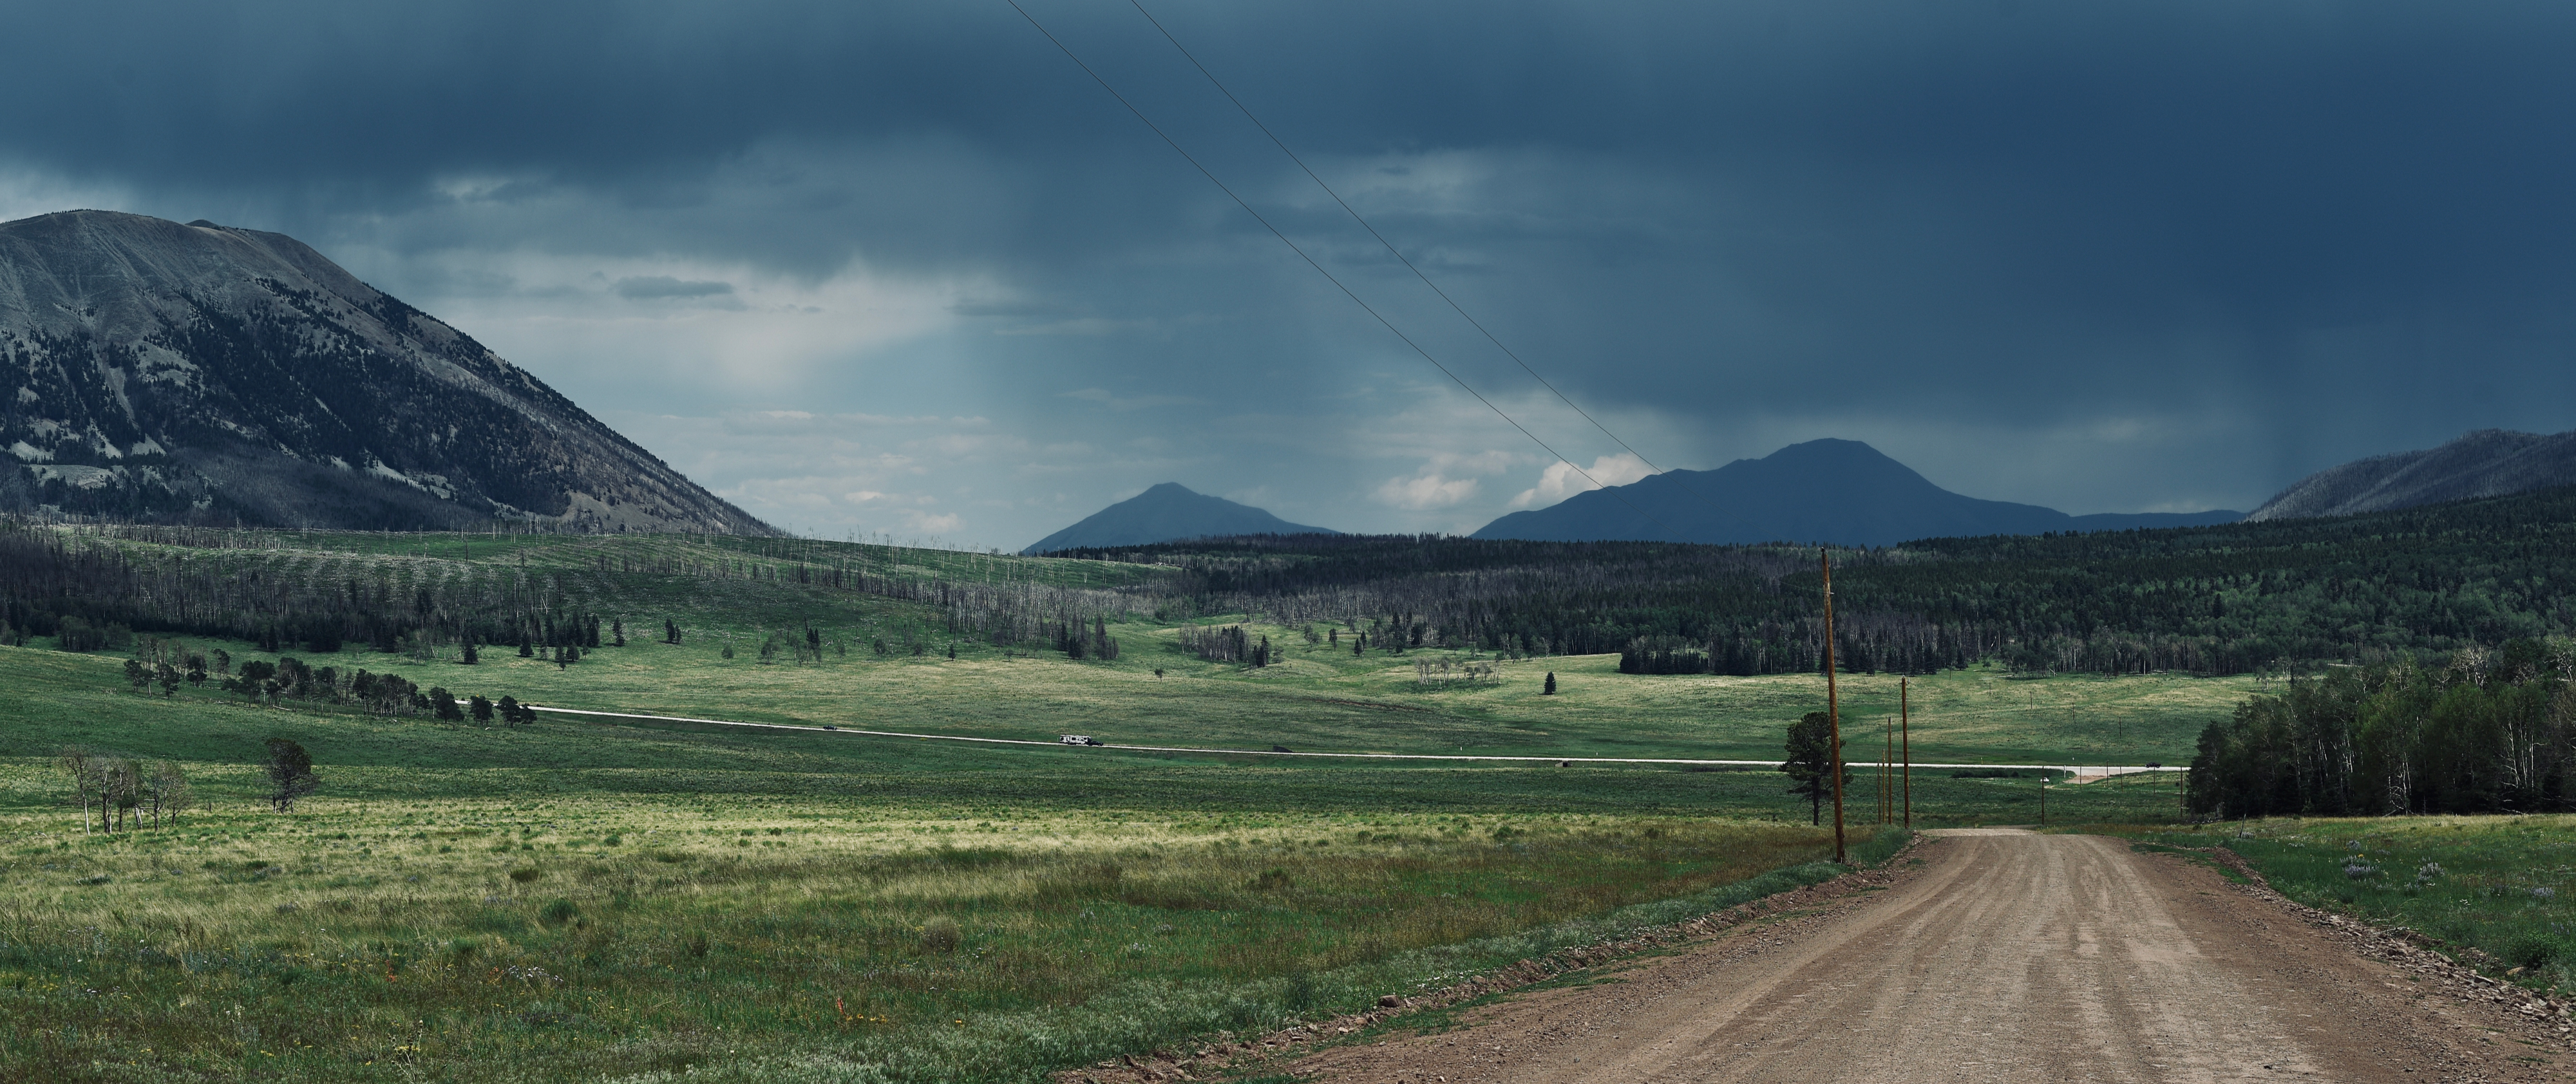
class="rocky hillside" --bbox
[2246,428,2576,521]
[0,210,773,533]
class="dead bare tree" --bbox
[147,762,193,828]
[57,745,98,832]
[102,758,142,832]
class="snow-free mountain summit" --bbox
[0,210,771,532]
[1473,439,2240,547]
[1023,483,1337,554]
[2246,428,2576,521]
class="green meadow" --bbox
[3,530,2217,1081]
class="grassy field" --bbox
[2,785,1879,1083]
[2,633,2182,1083]
[3,529,2221,1081]
[26,527,2253,765]
[2084,817,2576,1000]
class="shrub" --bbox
[539,899,580,927]
[2504,931,2564,970]
[920,917,961,953]
[509,868,541,883]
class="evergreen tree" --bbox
[1782,711,1848,826]
[262,738,320,812]
[518,638,533,659]
[1544,671,1557,695]
[469,694,494,725]
[612,618,625,647]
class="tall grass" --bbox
[0,794,1861,1082]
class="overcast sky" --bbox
[10,1,2575,547]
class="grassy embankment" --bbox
[2085,818,2576,999]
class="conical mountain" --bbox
[0,209,772,532]
[1471,438,2239,547]
[1023,483,1337,554]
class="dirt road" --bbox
[1285,830,2571,1083]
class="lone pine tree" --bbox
[263,738,320,812]
[1782,711,1850,827]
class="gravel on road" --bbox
[1265,829,2575,1083]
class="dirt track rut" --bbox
[1283,830,2573,1083]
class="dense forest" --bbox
[2186,639,2575,816]
[1079,485,2576,677]
[9,484,2576,682]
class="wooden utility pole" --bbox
[2039,767,2047,827]
[1823,552,1844,863]
[1883,715,1895,824]
[1900,677,1911,830]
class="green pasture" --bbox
[1,631,2179,1083]
[43,527,2248,764]
[0,528,2224,1081]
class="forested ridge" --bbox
[1077,485,2576,677]
[8,484,2576,682]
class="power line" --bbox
[1001,0,1676,534]
[1126,0,1736,523]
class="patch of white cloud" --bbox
[1509,453,1654,509]
[1374,470,1481,510]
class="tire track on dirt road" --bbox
[1282,830,2571,1083]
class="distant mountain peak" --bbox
[2247,428,2576,521]
[0,209,772,532]
[1473,438,2239,546]
[1023,482,1337,554]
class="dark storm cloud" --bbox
[8,1,2576,540]
[614,276,734,300]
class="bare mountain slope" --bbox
[2247,428,2576,521]
[0,210,773,533]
